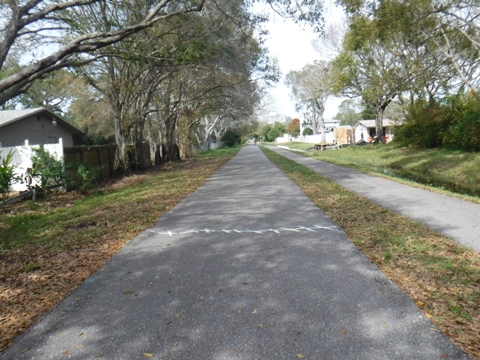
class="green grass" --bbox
[277,142,480,200]
[197,145,243,159]
[277,142,314,151]
[261,146,480,358]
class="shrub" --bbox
[394,101,448,148]
[441,95,480,151]
[30,147,65,196]
[222,129,242,147]
[66,163,103,194]
[302,127,313,136]
[395,94,480,151]
[0,150,17,199]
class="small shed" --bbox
[0,108,83,147]
[334,126,353,145]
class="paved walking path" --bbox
[268,146,480,252]
[2,146,468,359]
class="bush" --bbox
[302,127,313,136]
[0,150,17,199]
[222,129,242,147]
[394,101,447,148]
[441,95,480,151]
[30,147,65,196]
[66,163,103,194]
[395,94,480,151]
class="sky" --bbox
[258,2,346,120]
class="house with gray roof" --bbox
[0,108,83,147]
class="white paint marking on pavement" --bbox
[147,225,342,237]
[299,226,316,232]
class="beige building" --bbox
[0,108,83,147]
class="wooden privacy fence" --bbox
[63,143,155,179]
[64,145,117,178]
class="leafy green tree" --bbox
[367,0,460,102]
[331,23,406,139]
[286,60,333,140]
[260,124,273,142]
[263,121,285,142]
[359,106,374,120]
[266,129,280,142]
[335,99,362,125]
[335,0,480,144]
[0,0,324,106]
[16,70,85,115]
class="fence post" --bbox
[58,138,64,158]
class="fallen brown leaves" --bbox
[0,156,232,352]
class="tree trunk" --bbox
[317,100,326,143]
[375,106,384,142]
[181,125,193,158]
[133,117,146,170]
[374,96,394,143]
[319,114,326,143]
[312,99,318,135]
[164,116,180,162]
[113,111,128,172]
[145,116,159,165]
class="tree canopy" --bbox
[285,60,333,140]
[0,0,325,106]
[329,0,480,142]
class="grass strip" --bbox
[0,146,240,352]
[261,146,480,359]
[280,142,480,201]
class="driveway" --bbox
[1,146,468,359]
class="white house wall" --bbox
[291,133,336,144]
[0,113,74,147]
[354,124,369,142]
